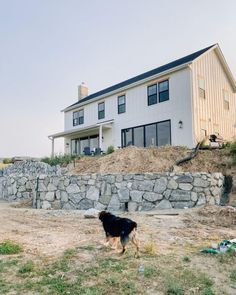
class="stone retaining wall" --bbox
[0,170,224,211]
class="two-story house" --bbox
[49,44,236,156]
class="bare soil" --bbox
[70,146,233,174]
[1,201,236,293]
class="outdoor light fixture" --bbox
[66,143,69,147]
[178,120,183,129]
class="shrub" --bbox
[41,154,77,166]
[106,145,114,154]
[2,158,13,164]
[0,240,23,255]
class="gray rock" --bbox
[48,183,57,191]
[163,189,172,199]
[193,178,209,188]
[55,190,61,200]
[61,191,68,202]
[94,202,106,211]
[176,175,193,183]
[99,194,112,205]
[69,193,84,204]
[171,201,195,209]
[38,182,47,192]
[41,201,51,210]
[140,201,155,211]
[84,208,100,218]
[169,190,191,201]
[156,199,172,209]
[118,188,129,202]
[191,192,198,202]
[134,174,144,180]
[78,198,94,210]
[116,175,123,182]
[128,202,138,212]
[130,190,143,202]
[138,180,154,192]
[86,186,99,201]
[45,192,55,201]
[196,193,206,206]
[107,194,120,211]
[167,179,178,189]
[179,183,193,191]
[143,192,163,202]
[51,200,61,210]
[66,184,80,194]
[154,178,167,193]
[210,187,221,197]
[101,182,112,196]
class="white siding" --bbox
[191,49,236,143]
[64,68,194,150]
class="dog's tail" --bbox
[120,221,137,245]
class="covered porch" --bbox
[48,120,114,157]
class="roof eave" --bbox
[62,62,191,113]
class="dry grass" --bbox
[0,163,9,169]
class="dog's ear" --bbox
[98,211,106,220]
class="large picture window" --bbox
[121,120,171,148]
[118,95,126,114]
[98,102,105,120]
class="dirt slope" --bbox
[70,146,233,174]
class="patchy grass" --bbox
[0,240,23,255]
[0,246,227,295]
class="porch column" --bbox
[99,125,103,150]
[51,138,54,158]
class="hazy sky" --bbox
[0,0,236,158]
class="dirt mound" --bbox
[197,204,236,227]
[70,146,232,174]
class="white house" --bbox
[49,44,236,156]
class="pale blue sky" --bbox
[0,0,236,157]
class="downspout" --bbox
[48,136,54,158]
[188,63,197,147]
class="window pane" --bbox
[145,124,157,146]
[118,95,125,105]
[98,103,104,111]
[90,135,99,151]
[159,91,169,102]
[159,80,168,92]
[148,94,157,105]
[133,126,144,147]
[98,110,104,119]
[79,110,84,117]
[148,85,157,96]
[157,121,171,146]
[118,104,125,114]
[125,129,132,146]
[73,112,78,119]
[80,137,89,154]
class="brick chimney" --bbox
[78,82,88,101]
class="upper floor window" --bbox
[118,95,126,114]
[223,90,229,110]
[158,80,169,102]
[98,102,105,119]
[147,84,157,105]
[198,77,205,98]
[73,109,84,126]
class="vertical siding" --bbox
[191,49,236,143]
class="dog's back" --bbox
[99,211,139,256]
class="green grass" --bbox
[0,240,23,255]
[0,246,227,295]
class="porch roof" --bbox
[48,119,114,139]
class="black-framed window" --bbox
[73,109,84,126]
[158,80,169,102]
[121,120,171,148]
[118,95,126,114]
[147,84,157,105]
[98,102,105,119]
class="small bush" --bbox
[19,260,34,273]
[106,145,114,154]
[183,256,191,262]
[143,241,157,255]
[0,240,23,255]
[41,154,76,166]
[2,158,13,164]
[166,282,184,295]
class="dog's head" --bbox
[98,211,111,221]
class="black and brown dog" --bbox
[99,211,139,257]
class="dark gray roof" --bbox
[65,44,215,110]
